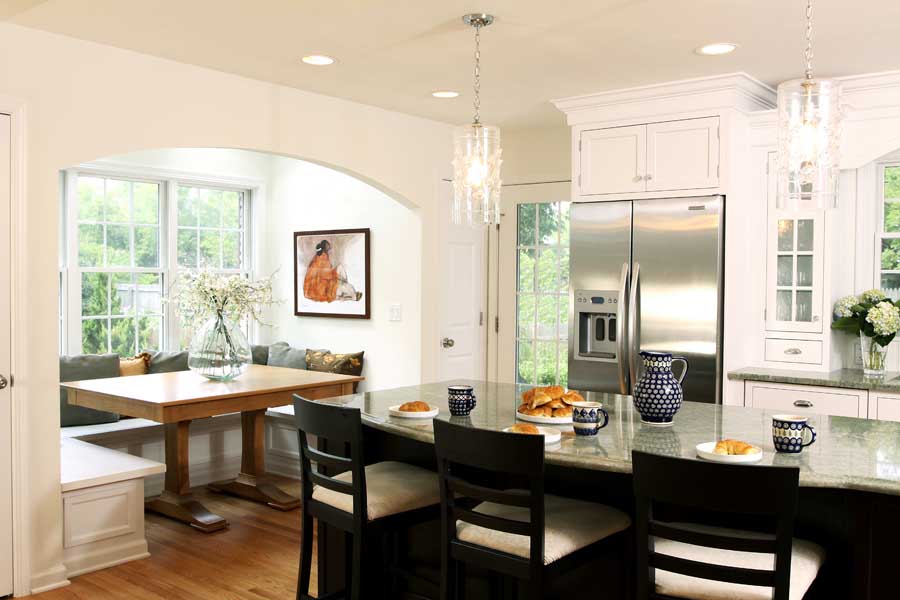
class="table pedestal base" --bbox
[208,473,301,511]
[146,490,228,533]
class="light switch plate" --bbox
[389,304,402,322]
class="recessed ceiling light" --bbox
[432,90,459,99]
[301,55,336,66]
[695,42,738,56]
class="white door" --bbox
[0,113,13,597]
[646,117,720,191]
[438,182,486,381]
[579,125,646,196]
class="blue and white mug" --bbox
[772,414,817,453]
[571,401,609,436]
[448,385,476,416]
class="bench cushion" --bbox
[306,349,364,376]
[146,350,189,374]
[60,353,120,427]
[456,493,631,565]
[267,341,307,369]
[251,344,270,365]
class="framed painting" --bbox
[294,228,371,319]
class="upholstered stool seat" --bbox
[653,523,825,600]
[457,493,631,565]
[311,460,440,521]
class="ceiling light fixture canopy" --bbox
[452,13,502,226]
[776,0,842,210]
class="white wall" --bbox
[0,22,451,594]
[260,156,421,391]
[502,125,571,185]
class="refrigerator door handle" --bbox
[616,262,630,395]
[628,262,641,393]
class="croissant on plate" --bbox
[713,439,760,456]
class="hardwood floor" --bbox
[33,477,314,599]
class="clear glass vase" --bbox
[188,312,251,381]
[860,333,887,377]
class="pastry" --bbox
[713,439,760,456]
[509,423,540,435]
[521,388,537,406]
[552,405,573,418]
[530,391,553,409]
[547,398,566,409]
[561,391,585,405]
[542,385,566,400]
[399,401,431,412]
[518,405,552,417]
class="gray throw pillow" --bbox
[251,344,270,365]
[146,350,189,374]
[59,353,120,427]
[267,342,307,370]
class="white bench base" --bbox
[61,438,165,577]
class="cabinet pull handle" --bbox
[794,400,813,408]
[784,347,803,355]
[633,175,643,183]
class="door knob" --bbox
[0,374,7,390]
[442,338,455,348]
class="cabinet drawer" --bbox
[764,338,823,365]
[746,381,866,418]
[871,394,900,422]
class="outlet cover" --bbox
[389,304,402,322]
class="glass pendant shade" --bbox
[776,77,842,210]
[452,122,502,225]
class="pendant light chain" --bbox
[472,23,482,125]
[804,0,814,80]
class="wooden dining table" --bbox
[62,364,363,533]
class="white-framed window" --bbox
[515,201,570,386]
[877,163,900,296]
[62,169,253,355]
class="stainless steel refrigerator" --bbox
[567,196,724,403]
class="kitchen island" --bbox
[276,381,900,598]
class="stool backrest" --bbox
[631,450,799,600]
[433,419,546,576]
[293,395,366,526]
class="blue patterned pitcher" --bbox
[632,351,689,426]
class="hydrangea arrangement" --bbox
[833,289,900,375]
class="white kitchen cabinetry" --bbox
[578,117,719,196]
[868,392,900,422]
[745,381,867,418]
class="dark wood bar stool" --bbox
[292,395,441,600]
[433,419,632,600]
[632,450,825,600]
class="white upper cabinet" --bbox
[579,124,646,195]
[646,117,720,191]
[578,117,719,196]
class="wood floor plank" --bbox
[32,477,316,599]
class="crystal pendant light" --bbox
[452,13,502,226]
[776,0,842,210]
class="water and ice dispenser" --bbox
[574,289,621,362]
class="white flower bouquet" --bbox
[832,289,900,375]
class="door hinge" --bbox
[494,316,499,333]
[578,139,582,152]
[479,311,484,326]
[578,174,581,188]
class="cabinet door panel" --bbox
[646,117,719,191]
[579,125,646,195]
[873,394,900,422]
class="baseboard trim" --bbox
[64,539,151,578]
[29,563,69,595]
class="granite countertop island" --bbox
[274,380,900,497]
[728,366,900,392]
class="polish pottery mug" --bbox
[571,401,610,436]
[448,385,476,416]
[772,414,817,453]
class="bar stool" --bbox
[632,450,826,600]
[433,419,632,600]
[293,395,441,600]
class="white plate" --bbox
[389,404,439,419]
[695,441,763,464]
[503,426,562,445]
[515,410,573,424]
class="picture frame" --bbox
[293,228,371,319]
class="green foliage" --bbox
[831,297,900,348]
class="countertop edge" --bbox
[727,367,900,393]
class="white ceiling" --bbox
[6,0,900,129]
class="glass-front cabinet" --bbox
[766,214,824,332]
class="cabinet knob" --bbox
[813,315,820,322]
[784,348,803,355]
[793,400,813,408]
[645,174,653,181]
